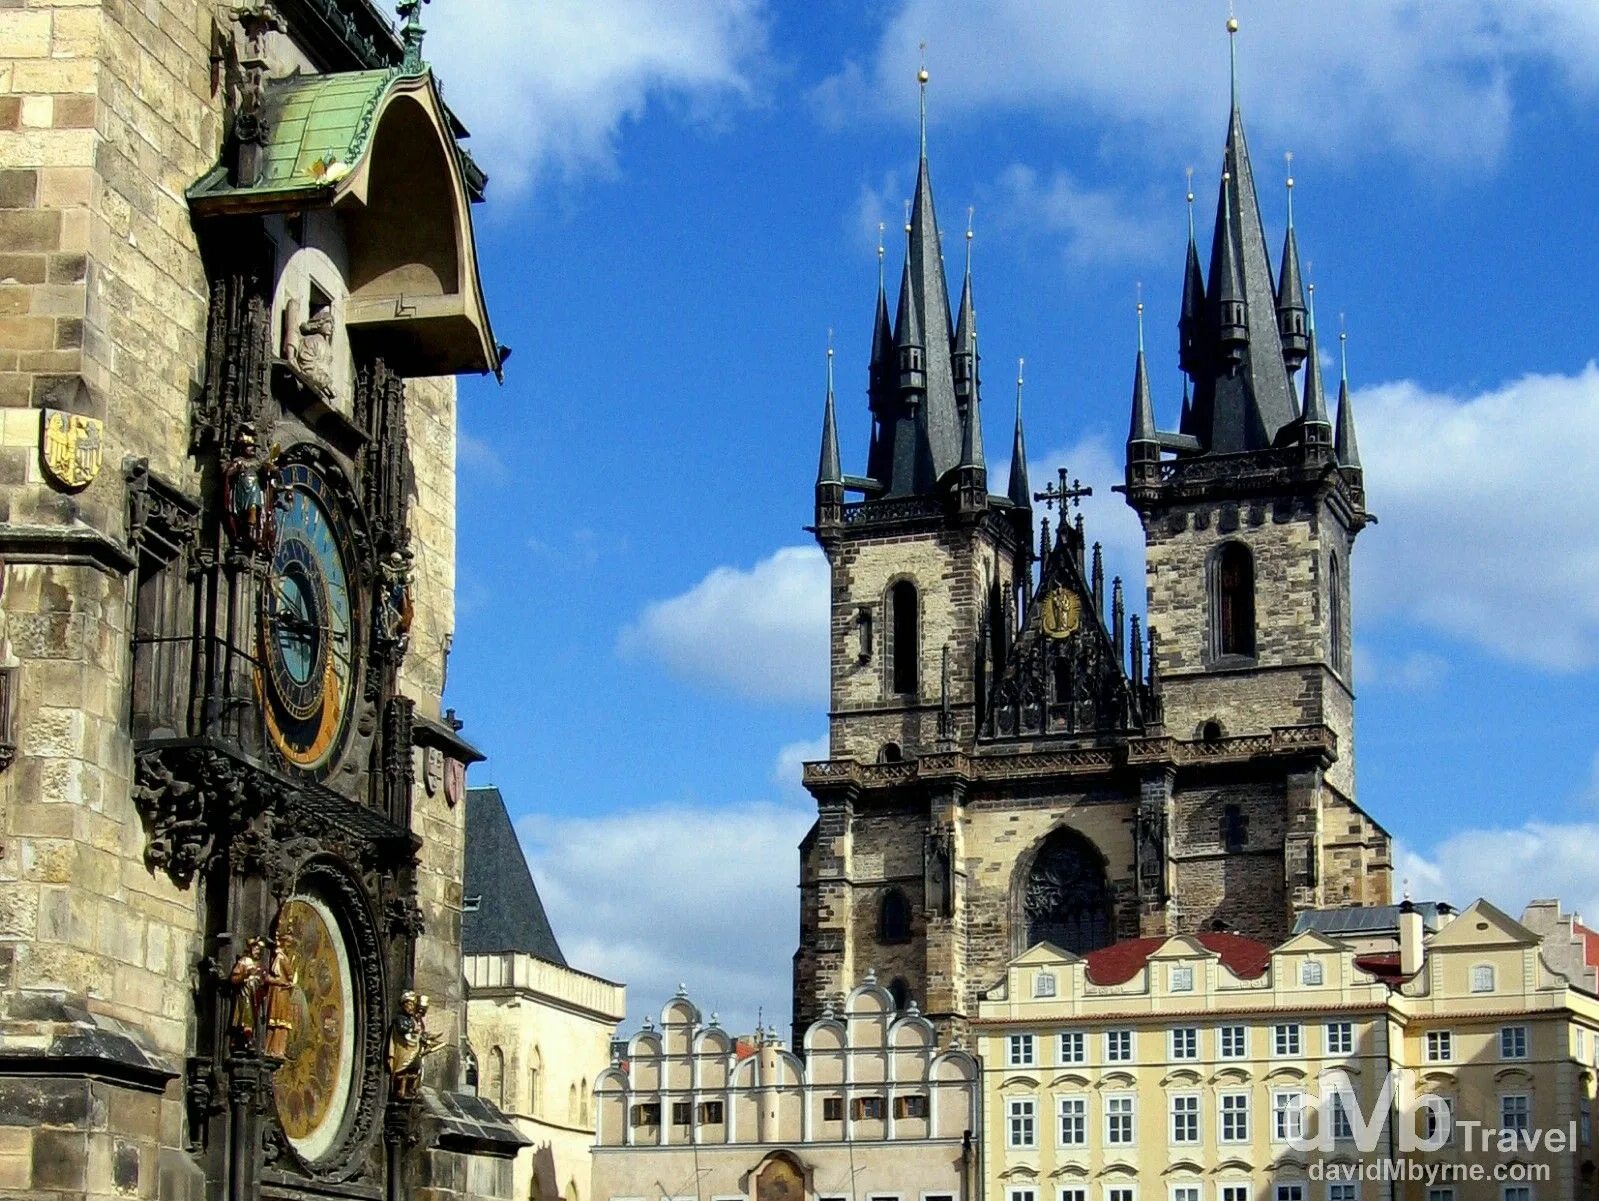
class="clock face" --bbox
[260,460,357,773]
[272,896,358,1162]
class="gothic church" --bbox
[795,46,1390,1038]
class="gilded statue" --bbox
[388,990,445,1099]
[227,936,266,1050]
[261,921,298,1061]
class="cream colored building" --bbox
[464,786,627,1201]
[593,977,980,1201]
[976,901,1599,1201]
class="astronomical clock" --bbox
[121,3,510,1197]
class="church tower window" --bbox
[1020,828,1114,956]
[879,887,912,944]
[891,580,919,694]
[1213,541,1257,658]
[1329,551,1345,674]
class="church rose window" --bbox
[1020,828,1114,955]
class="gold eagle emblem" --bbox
[40,408,103,491]
[1041,587,1081,639]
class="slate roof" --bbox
[1292,902,1446,939]
[1084,932,1272,987]
[462,786,565,965]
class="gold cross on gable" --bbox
[1034,467,1092,515]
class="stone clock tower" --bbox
[0,2,520,1198]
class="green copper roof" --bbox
[189,68,402,203]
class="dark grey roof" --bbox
[1006,380,1030,509]
[1293,902,1446,938]
[1186,105,1298,454]
[462,786,565,964]
[1335,355,1362,468]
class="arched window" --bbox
[567,1083,578,1123]
[485,1046,505,1110]
[528,1047,542,1115]
[579,1078,590,1126]
[1329,551,1345,674]
[891,580,919,694]
[1019,827,1114,956]
[879,887,912,944]
[888,976,911,1012]
[878,742,902,764]
[1213,542,1256,658]
[463,1047,479,1096]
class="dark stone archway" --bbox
[1019,827,1114,955]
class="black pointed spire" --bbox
[1178,171,1207,381]
[1007,359,1030,509]
[953,208,978,415]
[866,225,894,483]
[1299,283,1331,447]
[818,339,842,486]
[1128,298,1157,444]
[1335,326,1361,468]
[1276,156,1308,377]
[1184,16,1298,455]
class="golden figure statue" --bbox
[227,937,266,1050]
[261,922,298,1061]
[388,990,445,1099]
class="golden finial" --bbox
[1185,165,1194,205]
[1017,356,1024,388]
[1227,15,1239,33]
[918,40,929,85]
[1307,268,1317,328]
[1227,6,1239,106]
[917,43,929,156]
[826,327,835,392]
[904,198,912,237]
[966,206,974,242]
[1136,282,1145,352]
[877,221,885,259]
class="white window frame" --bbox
[1425,1030,1453,1064]
[1471,963,1496,993]
[1327,1186,1359,1201]
[1006,1191,1038,1201]
[1170,1186,1202,1201]
[1501,1188,1532,1201]
[1104,1188,1137,1201]
[1326,1021,1354,1055]
[1219,1091,1250,1144]
[1500,1025,1528,1060]
[1007,1097,1037,1149]
[1059,1190,1088,1201]
[1219,1025,1247,1060]
[1058,1030,1086,1065]
[1033,971,1057,998]
[1008,1033,1037,1068]
[1105,1029,1133,1064]
[1169,1092,1201,1145]
[1422,1095,1455,1145]
[1273,1023,1302,1057]
[1105,1092,1137,1145]
[1057,1094,1087,1148]
[1329,1093,1354,1142]
[1301,960,1324,986]
[1221,1186,1250,1201]
[1500,1093,1530,1133]
[1276,1186,1307,1201]
[1170,964,1195,992]
[1170,1027,1199,1061]
[1272,1089,1306,1143]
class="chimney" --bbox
[1399,899,1424,978]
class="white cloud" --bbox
[426,0,767,193]
[616,545,829,704]
[818,1,1599,172]
[1356,363,1599,670]
[457,429,507,484]
[516,745,816,1034]
[850,170,905,258]
[1398,821,1599,925]
[1354,646,1448,693]
[773,735,829,802]
[991,164,1165,266]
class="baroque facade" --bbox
[0,2,519,1198]
[975,900,1599,1201]
[795,36,1390,1040]
[462,786,627,1201]
[593,978,979,1201]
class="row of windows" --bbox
[1004,1021,1535,1069]
[1003,1089,1552,1151]
[628,1094,929,1128]
[1033,958,1504,1000]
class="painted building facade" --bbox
[594,978,980,1201]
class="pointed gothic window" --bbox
[1213,542,1256,658]
[879,887,912,944]
[1329,552,1345,674]
[485,1046,505,1110]
[891,580,919,694]
[1222,803,1248,852]
[1020,828,1114,956]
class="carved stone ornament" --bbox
[132,746,276,887]
[40,408,103,491]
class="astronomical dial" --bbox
[260,460,358,774]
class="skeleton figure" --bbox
[375,550,415,653]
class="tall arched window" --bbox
[567,1082,578,1123]
[891,580,919,693]
[1329,551,1345,674]
[528,1047,542,1115]
[1019,827,1114,956]
[879,887,912,944]
[485,1046,505,1110]
[1213,542,1256,658]
[579,1078,590,1126]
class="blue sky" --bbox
[424,1,1599,1032]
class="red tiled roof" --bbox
[1353,952,1406,983]
[1084,932,1272,986]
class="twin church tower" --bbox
[796,32,1388,1037]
